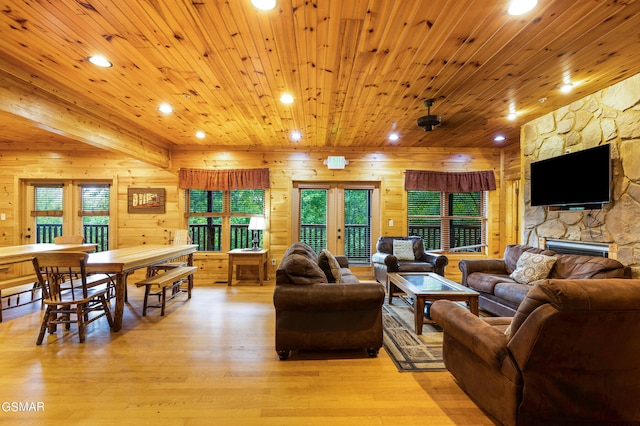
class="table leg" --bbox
[228,256,233,286]
[469,296,479,316]
[258,258,264,286]
[414,296,425,335]
[113,273,126,332]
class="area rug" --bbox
[382,300,446,372]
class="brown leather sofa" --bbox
[273,242,385,360]
[371,236,448,287]
[458,244,627,316]
[431,278,640,426]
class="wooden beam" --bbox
[0,67,171,168]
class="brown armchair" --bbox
[430,279,640,426]
[371,236,448,286]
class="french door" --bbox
[22,180,112,251]
[292,182,380,265]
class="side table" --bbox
[227,248,269,286]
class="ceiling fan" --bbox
[417,99,442,131]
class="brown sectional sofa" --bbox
[459,244,628,316]
[273,242,385,360]
[431,278,640,425]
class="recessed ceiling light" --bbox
[560,82,574,94]
[280,93,294,104]
[508,0,537,16]
[388,132,400,142]
[158,103,173,114]
[494,135,506,142]
[88,55,112,68]
[507,112,517,121]
[195,130,206,139]
[251,0,276,11]
[290,130,301,141]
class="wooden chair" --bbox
[54,235,85,244]
[32,252,113,344]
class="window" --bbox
[80,185,110,251]
[186,189,265,251]
[30,182,111,251]
[408,190,487,252]
[33,184,63,242]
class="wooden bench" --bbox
[135,266,196,316]
[0,274,40,322]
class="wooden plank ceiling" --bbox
[1,0,640,167]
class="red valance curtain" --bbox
[178,168,270,190]
[404,170,496,192]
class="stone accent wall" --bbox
[522,73,640,276]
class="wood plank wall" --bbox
[0,146,520,284]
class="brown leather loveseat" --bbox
[459,244,627,316]
[431,278,640,426]
[273,242,385,360]
[371,236,448,287]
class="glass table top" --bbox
[398,274,458,292]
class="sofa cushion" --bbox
[509,252,557,284]
[503,244,556,275]
[467,272,515,294]
[397,262,434,273]
[276,253,328,285]
[340,268,360,284]
[318,249,342,283]
[550,254,625,279]
[282,241,318,262]
[393,239,415,260]
[494,282,531,306]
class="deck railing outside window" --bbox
[189,224,262,252]
[409,224,482,253]
[36,224,109,252]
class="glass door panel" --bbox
[298,188,328,254]
[294,183,379,265]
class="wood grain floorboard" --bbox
[0,282,496,425]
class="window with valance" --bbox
[180,168,270,252]
[404,170,495,253]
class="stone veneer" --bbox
[522,73,640,277]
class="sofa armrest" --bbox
[417,252,449,276]
[273,283,385,312]
[370,252,400,271]
[430,300,510,370]
[458,258,508,286]
[334,255,349,268]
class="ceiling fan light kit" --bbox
[417,99,442,131]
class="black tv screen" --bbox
[530,144,611,208]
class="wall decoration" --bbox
[127,188,165,214]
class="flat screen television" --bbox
[530,144,611,209]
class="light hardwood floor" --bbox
[0,282,496,425]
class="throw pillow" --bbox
[393,239,415,261]
[509,251,557,285]
[318,249,342,283]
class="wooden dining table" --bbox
[0,243,98,266]
[85,244,198,332]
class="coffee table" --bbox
[387,272,479,335]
